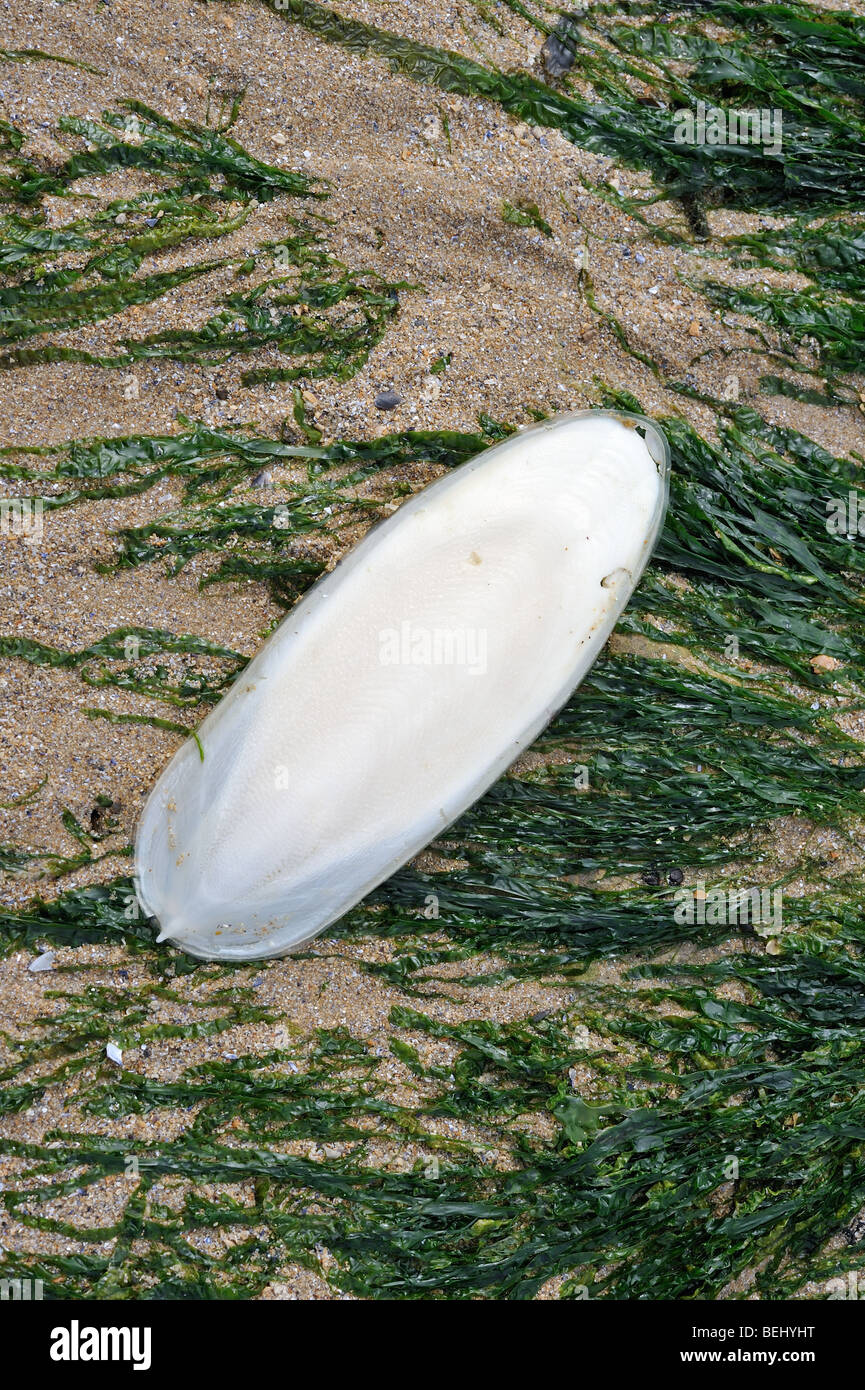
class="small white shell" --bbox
[28,951,55,973]
[135,410,669,960]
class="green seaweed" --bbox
[259,0,865,397]
[3,393,865,1298]
[501,199,553,237]
[0,102,399,383]
[261,0,865,214]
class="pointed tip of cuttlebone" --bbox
[154,914,201,947]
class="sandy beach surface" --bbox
[1,0,864,1298]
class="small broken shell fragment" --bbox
[810,653,842,673]
[135,409,670,960]
[28,951,55,973]
[419,373,442,403]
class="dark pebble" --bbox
[668,868,684,885]
[641,869,661,887]
[215,386,229,400]
[374,390,402,410]
[542,33,576,80]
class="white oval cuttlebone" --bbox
[135,409,670,960]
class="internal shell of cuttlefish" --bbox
[134,409,670,960]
